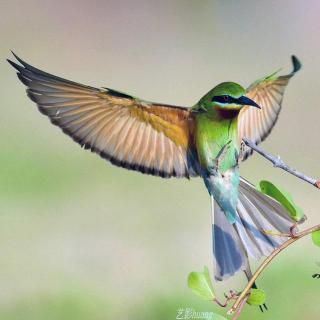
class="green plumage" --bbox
[195,111,239,173]
[194,82,252,223]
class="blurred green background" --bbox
[1,1,320,319]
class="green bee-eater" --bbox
[8,53,301,281]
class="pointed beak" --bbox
[238,96,261,109]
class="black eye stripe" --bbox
[212,95,236,104]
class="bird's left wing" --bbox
[8,54,200,178]
[238,56,301,161]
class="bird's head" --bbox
[198,82,261,113]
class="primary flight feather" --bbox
[8,53,301,282]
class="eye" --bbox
[211,95,231,104]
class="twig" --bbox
[228,223,320,315]
[231,295,249,320]
[213,291,238,308]
[242,138,320,189]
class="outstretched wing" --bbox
[238,56,301,161]
[9,54,199,178]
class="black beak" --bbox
[237,96,261,109]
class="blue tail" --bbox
[211,178,296,281]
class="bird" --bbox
[8,53,301,283]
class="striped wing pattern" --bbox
[9,55,199,178]
[238,56,301,161]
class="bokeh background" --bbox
[1,1,320,319]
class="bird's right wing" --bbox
[9,54,200,178]
[238,56,301,161]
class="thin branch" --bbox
[227,223,320,315]
[213,297,235,308]
[213,291,238,308]
[231,295,249,320]
[242,138,320,189]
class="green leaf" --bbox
[247,288,266,306]
[312,230,320,247]
[188,266,215,301]
[257,180,305,222]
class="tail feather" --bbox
[239,178,294,224]
[236,193,283,257]
[212,178,296,281]
[212,201,247,280]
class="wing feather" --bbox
[9,54,199,178]
[238,56,301,160]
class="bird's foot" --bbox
[214,141,232,168]
[289,223,299,238]
[312,274,320,279]
[207,164,221,177]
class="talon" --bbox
[290,224,298,238]
[208,165,219,176]
[214,141,232,169]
